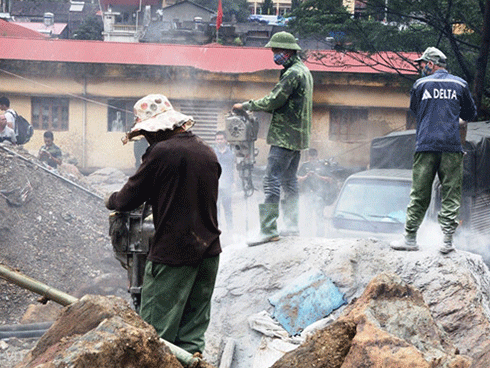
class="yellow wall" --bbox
[1,63,412,171]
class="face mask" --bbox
[421,63,433,77]
[273,52,290,65]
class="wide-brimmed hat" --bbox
[414,47,447,66]
[124,94,194,142]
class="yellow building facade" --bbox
[0,40,415,172]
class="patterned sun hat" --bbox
[124,94,194,142]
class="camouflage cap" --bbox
[415,47,447,66]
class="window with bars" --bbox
[329,108,368,142]
[31,97,69,131]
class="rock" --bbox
[205,238,490,368]
[16,295,185,368]
[347,273,470,367]
[20,302,62,324]
[271,319,356,368]
[271,273,472,367]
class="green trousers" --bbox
[405,152,463,236]
[140,255,220,354]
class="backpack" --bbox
[7,109,34,145]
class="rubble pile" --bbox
[0,145,126,324]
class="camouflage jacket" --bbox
[242,54,313,151]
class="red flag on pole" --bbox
[216,0,223,30]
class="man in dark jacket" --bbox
[391,47,477,254]
[233,31,313,246]
[105,94,222,355]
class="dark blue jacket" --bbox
[410,69,477,152]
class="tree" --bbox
[72,16,104,41]
[288,0,490,118]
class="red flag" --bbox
[216,0,223,30]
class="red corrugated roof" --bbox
[0,37,418,75]
[0,20,47,39]
[13,22,68,36]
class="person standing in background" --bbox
[214,131,235,232]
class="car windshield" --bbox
[334,178,411,223]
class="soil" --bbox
[0,144,129,367]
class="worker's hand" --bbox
[232,103,244,113]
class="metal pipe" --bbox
[160,338,201,366]
[0,264,79,306]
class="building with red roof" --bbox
[10,21,68,39]
[0,36,418,171]
[0,19,46,39]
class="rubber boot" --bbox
[440,233,455,254]
[247,203,280,247]
[390,232,419,251]
[280,198,300,236]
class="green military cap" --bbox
[265,31,301,51]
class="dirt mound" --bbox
[0,145,127,325]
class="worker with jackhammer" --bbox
[105,94,222,356]
[232,31,313,246]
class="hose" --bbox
[0,322,53,340]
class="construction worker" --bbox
[390,47,477,254]
[233,31,313,246]
[105,94,221,354]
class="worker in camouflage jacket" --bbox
[233,31,313,246]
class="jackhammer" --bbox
[224,110,259,197]
[108,202,154,313]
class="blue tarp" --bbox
[268,270,346,336]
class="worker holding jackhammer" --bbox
[105,94,222,355]
[232,31,313,246]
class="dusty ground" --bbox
[0,144,129,367]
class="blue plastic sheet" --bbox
[268,270,346,335]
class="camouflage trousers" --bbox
[405,151,464,236]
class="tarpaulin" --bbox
[268,270,346,336]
